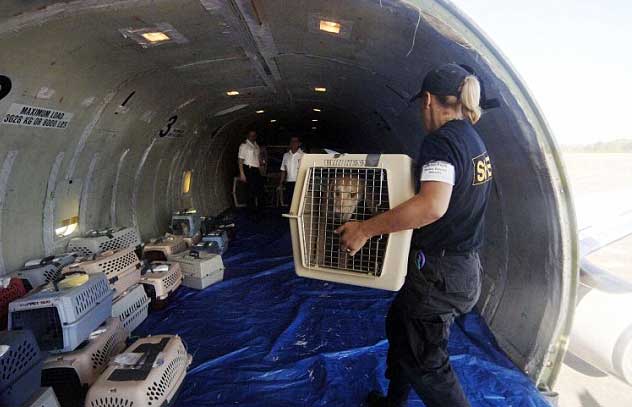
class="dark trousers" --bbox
[384,251,482,407]
[244,166,264,213]
[283,182,296,206]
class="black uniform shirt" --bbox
[411,119,493,254]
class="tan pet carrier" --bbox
[85,335,192,407]
[167,251,224,290]
[64,247,141,299]
[23,387,61,407]
[284,154,415,291]
[140,262,183,307]
[143,234,189,262]
[41,318,127,406]
[67,227,141,256]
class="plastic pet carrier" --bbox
[68,227,141,256]
[210,213,236,239]
[16,253,79,290]
[201,230,229,255]
[171,212,201,237]
[85,335,192,407]
[191,240,223,255]
[22,387,61,407]
[0,278,27,329]
[167,251,224,290]
[284,154,415,291]
[143,234,189,262]
[140,262,183,308]
[65,247,141,299]
[8,272,113,353]
[41,317,127,407]
[111,284,150,334]
[0,329,45,406]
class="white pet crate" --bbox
[112,284,150,334]
[140,262,183,302]
[23,387,61,407]
[65,247,141,299]
[41,317,127,407]
[68,227,141,256]
[144,234,189,262]
[85,335,192,407]
[16,253,79,290]
[167,251,224,290]
[9,273,113,353]
[0,330,45,406]
[284,154,415,291]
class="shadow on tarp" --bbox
[135,209,549,407]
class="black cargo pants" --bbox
[384,250,482,407]
[244,165,265,213]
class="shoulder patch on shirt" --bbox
[472,152,493,185]
[420,161,455,185]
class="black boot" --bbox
[366,391,388,407]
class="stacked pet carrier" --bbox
[285,154,415,291]
[143,234,189,262]
[0,329,60,406]
[15,252,78,290]
[85,335,192,407]
[64,247,141,299]
[41,318,127,407]
[168,250,225,290]
[68,227,141,256]
[0,277,27,329]
[140,261,183,309]
[171,211,202,246]
[111,284,150,334]
[8,272,113,353]
[200,230,229,255]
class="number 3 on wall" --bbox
[0,76,12,101]
[159,115,178,137]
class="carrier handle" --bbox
[52,270,87,291]
[40,255,56,265]
[189,250,200,259]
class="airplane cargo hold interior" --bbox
[0,0,577,406]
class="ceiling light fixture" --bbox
[312,127,317,130]
[226,90,240,96]
[312,119,318,122]
[314,87,327,93]
[256,110,265,114]
[270,119,277,123]
[141,32,170,43]
[319,20,341,34]
[313,108,321,112]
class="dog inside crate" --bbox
[302,167,390,276]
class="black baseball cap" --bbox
[411,63,471,102]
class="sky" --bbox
[450,0,632,145]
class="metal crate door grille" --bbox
[301,167,390,276]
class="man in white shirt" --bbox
[279,136,304,206]
[238,130,265,215]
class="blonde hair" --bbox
[434,75,482,124]
[459,75,482,124]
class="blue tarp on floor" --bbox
[136,210,549,406]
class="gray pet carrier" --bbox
[22,387,61,407]
[9,272,113,353]
[0,329,45,406]
[68,227,141,256]
[111,284,150,334]
[16,253,79,290]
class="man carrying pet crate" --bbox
[337,64,492,407]
[238,130,265,218]
[279,136,304,206]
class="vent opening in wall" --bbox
[182,170,193,195]
[56,215,79,237]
